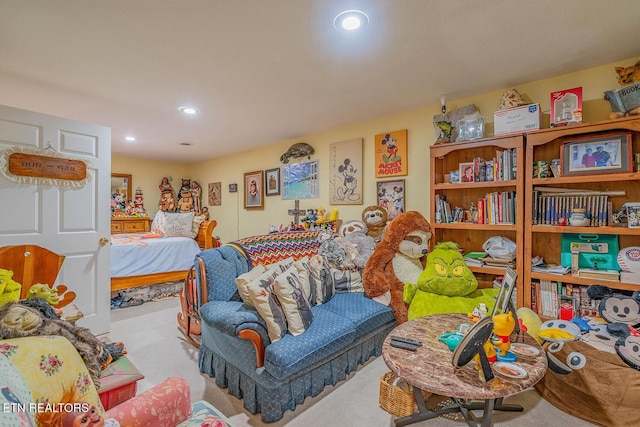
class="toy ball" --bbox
[618,246,640,273]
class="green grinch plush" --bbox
[0,269,22,307]
[404,242,498,320]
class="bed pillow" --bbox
[235,264,267,306]
[191,214,206,239]
[150,211,168,234]
[273,265,314,336]
[246,269,288,343]
[162,212,195,237]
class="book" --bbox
[578,268,620,281]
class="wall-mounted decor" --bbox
[282,160,319,200]
[329,138,362,205]
[560,131,632,176]
[244,170,264,209]
[229,183,237,193]
[376,179,405,220]
[208,182,221,206]
[375,129,407,178]
[280,142,315,164]
[265,168,281,196]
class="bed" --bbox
[110,219,217,292]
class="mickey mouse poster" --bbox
[329,138,363,205]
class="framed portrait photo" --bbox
[560,131,633,176]
[208,182,221,206]
[376,179,405,220]
[459,161,475,183]
[244,170,264,209]
[265,167,281,196]
[626,202,640,228]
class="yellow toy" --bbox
[0,269,21,307]
[316,207,327,224]
[492,312,515,357]
[25,283,76,308]
[515,307,543,344]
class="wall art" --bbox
[375,129,407,178]
[329,138,362,205]
[244,170,264,209]
[265,167,281,196]
[376,179,405,220]
[208,182,221,206]
[282,160,319,200]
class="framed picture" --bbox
[376,179,405,220]
[282,160,319,200]
[491,266,518,316]
[243,170,264,209]
[229,183,237,193]
[375,129,408,178]
[329,138,363,205]
[459,161,475,183]
[265,168,281,196]
[208,182,221,206]
[626,203,640,228]
[560,131,633,176]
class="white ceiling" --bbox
[1,0,639,163]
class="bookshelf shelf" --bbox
[433,223,517,231]
[434,180,517,190]
[524,116,640,315]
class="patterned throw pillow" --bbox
[309,255,335,305]
[265,257,295,273]
[246,269,288,342]
[150,211,167,234]
[191,214,206,238]
[292,256,315,305]
[162,212,196,237]
[235,264,267,306]
[273,266,314,336]
[332,269,364,293]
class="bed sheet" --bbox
[110,232,200,277]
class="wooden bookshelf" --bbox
[523,116,640,312]
[430,134,525,300]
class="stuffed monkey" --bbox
[362,211,431,324]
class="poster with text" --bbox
[375,129,407,178]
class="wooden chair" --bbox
[0,244,66,300]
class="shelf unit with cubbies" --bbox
[523,116,640,312]
[430,134,525,304]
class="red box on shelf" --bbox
[550,87,583,127]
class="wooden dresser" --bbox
[110,217,151,234]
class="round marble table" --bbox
[382,313,547,427]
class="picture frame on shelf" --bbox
[265,167,281,196]
[626,202,640,228]
[491,266,518,316]
[560,131,633,176]
[459,161,475,183]
[244,170,264,209]
[376,179,405,220]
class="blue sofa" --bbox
[191,231,396,423]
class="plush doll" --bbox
[404,242,498,320]
[361,205,388,243]
[339,220,375,269]
[0,269,21,307]
[26,283,76,308]
[318,231,357,271]
[362,211,431,324]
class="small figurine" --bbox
[492,311,517,361]
[158,177,176,212]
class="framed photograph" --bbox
[491,266,518,316]
[375,129,408,178]
[626,203,640,228]
[265,168,281,196]
[376,179,405,220]
[329,138,363,205]
[208,182,221,206]
[459,161,475,183]
[243,170,264,209]
[229,183,237,193]
[560,131,633,176]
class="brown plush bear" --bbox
[361,205,388,243]
[362,211,432,324]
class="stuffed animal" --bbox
[318,232,357,271]
[362,211,431,324]
[339,220,375,269]
[404,242,498,320]
[615,60,640,86]
[0,269,21,307]
[361,205,388,243]
[25,283,76,308]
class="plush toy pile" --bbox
[338,220,375,269]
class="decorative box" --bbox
[550,87,583,127]
[493,103,541,135]
[604,82,640,115]
[98,355,145,410]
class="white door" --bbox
[0,105,111,334]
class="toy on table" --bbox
[516,307,543,344]
[492,312,517,362]
[404,242,498,321]
[362,211,431,324]
[438,323,472,352]
[468,303,488,323]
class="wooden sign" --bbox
[8,153,87,181]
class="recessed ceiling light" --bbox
[178,141,194,146]
[334,10,369,31]
[178,106,200,115]
[124,136,136,142]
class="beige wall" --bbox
[114,56,639,243]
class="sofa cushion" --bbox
[264,308,356,380]
[246,269,288,342]
[200,300,270,345]
[273,265,314,336]
[331,268,363,293]
[320,293,395,337]
[197,246,250,303]
[235,264,267,306]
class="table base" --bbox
[394,388,523,427]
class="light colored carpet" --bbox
[107,296,597,427]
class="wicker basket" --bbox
[379,371,431,417]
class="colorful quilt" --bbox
[232,230,321,267]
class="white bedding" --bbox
[110,232,200,277]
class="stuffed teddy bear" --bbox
[361,205,388,243]
[404,242,498,320]
[362,211,431,324]
[339,220,375,269]
[0,269,21,307]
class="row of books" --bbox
[530,281,599,318]
[477,191,516,225]
[463,252,515,269]
[466,148,517,182]
[532,191,611,226]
